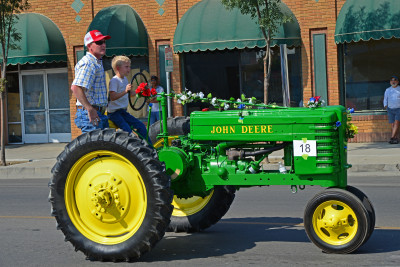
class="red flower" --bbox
[142,88,151,97]
[151,88,157,96]
[202,108,209,112]
[135,87,142,94]
[314,96,321,102]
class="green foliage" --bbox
[221,0,292,39]
[0,0,30,62]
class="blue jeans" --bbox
[75,109,109,134]
[150,111,160,125]
[108,109,152,145]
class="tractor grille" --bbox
[314,123,339,170]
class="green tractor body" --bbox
[159,105,348,198]
[49,80,375,262]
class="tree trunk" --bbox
[263,52,268,104]
[1,90,6,166]
[1,63,7,166]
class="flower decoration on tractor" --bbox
[345,108,358,139]
[306,96,325,108]
[135,83,157,98]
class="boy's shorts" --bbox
[387,108,400,123]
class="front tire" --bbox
[345,186,375,244]
[48,129,173,261]
[304,188,370,254]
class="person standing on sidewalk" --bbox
[383,75,400,144]
[71,30,111,133]
[148,75,164,125]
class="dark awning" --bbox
[88,5,148,56]
[1,13,67,65]
[335,0,400,44]
[173,0,301,53]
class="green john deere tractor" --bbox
[49,73,375,261]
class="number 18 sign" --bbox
[293,140,317,157]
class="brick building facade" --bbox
[2,0,396,143]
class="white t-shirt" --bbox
[107,76,129,113]
[148,85,164,112]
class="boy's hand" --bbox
[125,84,132,93]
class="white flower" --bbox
[224,103,230,110]
[187,91,192,97]
[180,95,188,101]
[177,99,182,104]
[237,98,241,102]
[211,97,217,106]
[192,93,197,98]
[198,92,205,98]
[249,98,253,104]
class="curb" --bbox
[1,163,399,179]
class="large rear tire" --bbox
[150,117,236,232]
[304,188,370,254]
[48,129,173,261]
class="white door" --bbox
[21,70,71,143]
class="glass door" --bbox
[47,72,71,142]
[22,72,47,143]
[21,70,71,143]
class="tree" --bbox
[221,0,292,104]
[0,0,30,165]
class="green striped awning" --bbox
[88,5,148,56]
[335,0,400,44]
[173,0,301,53]
[1,13,67,65]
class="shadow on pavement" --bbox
[140,216,400,262]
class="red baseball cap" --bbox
[84,30,111,46]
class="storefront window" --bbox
[183,47,302,114]
[343,39,400,111]
[240,47,302,106]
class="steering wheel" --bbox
[129,72,149,111]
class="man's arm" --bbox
[71,85,99,125]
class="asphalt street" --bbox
[0,175,399,266]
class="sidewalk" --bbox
[0,142,399,179]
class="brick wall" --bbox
[25,0,391,141]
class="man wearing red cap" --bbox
[71,30,111,133]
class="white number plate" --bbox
[293,140,317,157]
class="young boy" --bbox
[107,56,152,145]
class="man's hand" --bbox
[87,106,100,126]
[71,85,100,126]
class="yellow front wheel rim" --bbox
[172,191,214,217]
[65,150,147,245]
[312,200,358,246]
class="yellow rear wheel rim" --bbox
[65,150,147,245]
[312,200,358,246]
[154,135,213,217]
[172,192,214,217]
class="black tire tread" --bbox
[168,185,236,233]
[48,129,173,262]
[304,188,370,254]
[149,116,190,144]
